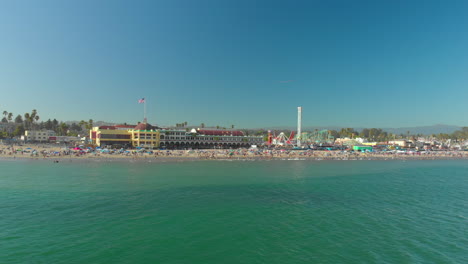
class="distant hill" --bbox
[263,125,463,135]
[64,121,116,127]
[382,125,462,135]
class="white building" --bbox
[334,137,366,146]
[160,129,264,149]
[388,140,413,147]
[24,130,56,142]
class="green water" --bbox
[1,160,467,263]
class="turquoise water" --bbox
[1,160,467,263]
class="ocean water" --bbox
[0,160,467,264]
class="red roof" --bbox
[115,125,136,128]
[134,123,157,130]
[197,130,244,136]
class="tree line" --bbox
[432,127,468,141]
[3,108,467,142]
[0,108,94,139]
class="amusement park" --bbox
[267,107,335,149]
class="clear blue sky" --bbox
[1,0,468,128]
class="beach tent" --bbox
[353,146,373,151]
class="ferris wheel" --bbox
[271,131,296,146]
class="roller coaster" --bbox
[299,130,335,145]
[267,107,335,148]
[268,130,334,147]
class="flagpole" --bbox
[144,99,147,123]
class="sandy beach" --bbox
[1,143,468,162]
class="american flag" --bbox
[138,98,145,103]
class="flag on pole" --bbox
[138,98,145,103]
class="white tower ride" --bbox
[297,106,302,147]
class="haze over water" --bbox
[1,160,467,263]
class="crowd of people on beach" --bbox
[1,143,468,161]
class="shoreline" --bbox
[2,143,468,163]
[1,154,467,163]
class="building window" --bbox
[101,134,131,139]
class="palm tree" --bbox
[30,109,37,129]
[52,119,59,132]
[2,111,7,119]
[201,123,205,128]
[59,123,69,136]
[24,113,30,129]
[8,113,13,122]
[85,119,93,130]
[79,120,87,131]
[14,115,23,124]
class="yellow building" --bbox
[130,123,160,148]
[90,123,160,148]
